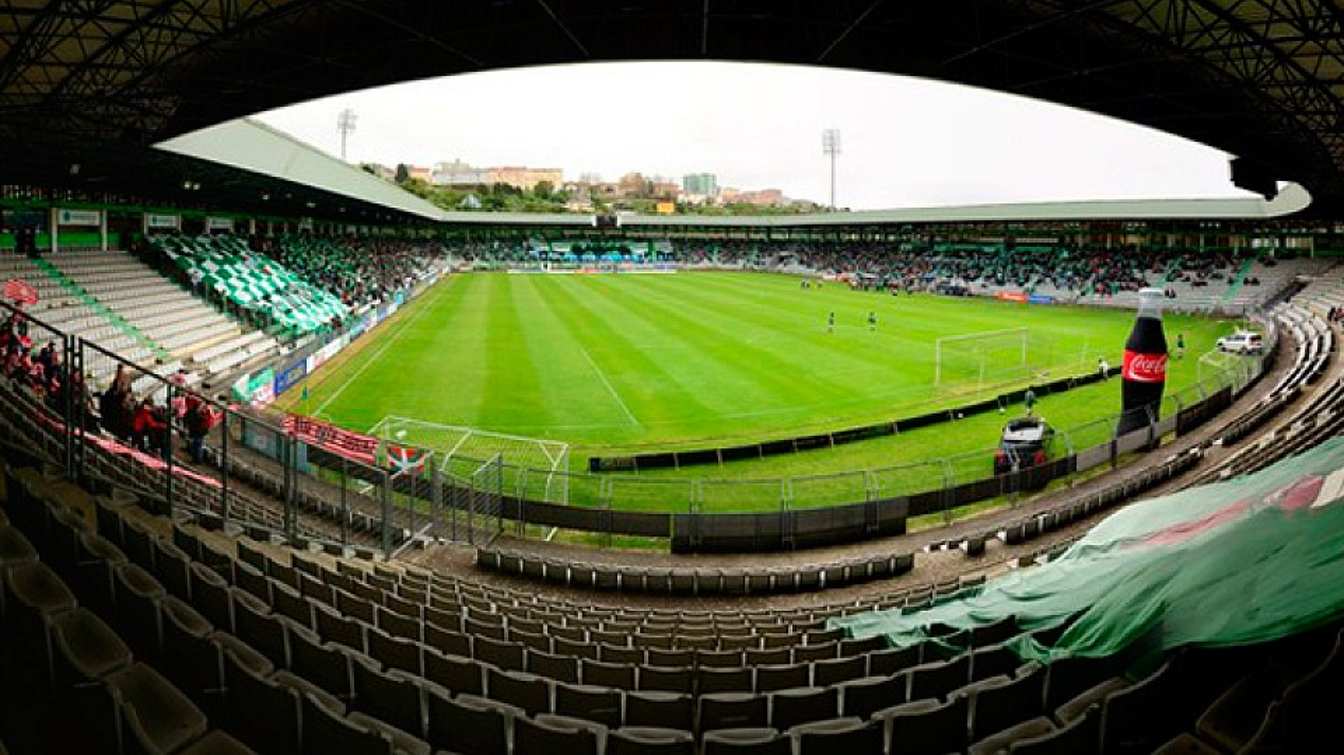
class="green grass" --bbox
[283,271,1236,512]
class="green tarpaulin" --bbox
[831,437,1344,667]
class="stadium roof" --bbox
[3,1,1344,214]
[156,119,446,221]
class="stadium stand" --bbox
[149,234,350,338]
[4,431,1343,754]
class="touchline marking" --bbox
[313,286,444,416]
[576,342,640,427]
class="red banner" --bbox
[283,414,378,465]
[995,290,1028,303]
[4,278,38,305]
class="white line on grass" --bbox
[576,342,640,427]
[313,288,443,417]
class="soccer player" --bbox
[868,311,877,331]
[828,312,835,333]
[1176,333,1186,360]
[1024,387,1037,416]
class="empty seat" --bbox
[700,692,769,733]
[770,686,839,731]
[626,691,694,731]
[426,691,518,755]
[299,690,390,755]
[702,727,791,755]
[287,624,353,700]
[907,653,971,702]
[968,716,1057,755]
[1099,660,1173,755]
[756,664,809,693]
[223,647,301,755]
[969,663,1046,742]
[347,711,431,755]
[515,713,601,755]
[528,648,580,683]
[789,717,883,755]
[555,682,623,729]
[350,655,423,736]
[105,662,209,755]
[583,658,637,690]
[1010,705,1100,754]
[423,647,482,696]
[874,694,968,755]
[49,607,133,690]
[640,665,693,694]
[839,674,905,719]
[487,667,551,716]
[608,726,695,755]
[814,655,868,686]
[699,666,754,694]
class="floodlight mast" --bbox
[822,128,841,210]
[337,108,358,162]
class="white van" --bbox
[1216,331,1264,354]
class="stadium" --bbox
[3,2,1344,754]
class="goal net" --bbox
[934,328,1047,396]
[368,416,571,504]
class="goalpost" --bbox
[368,416,571,504]
[934,327,1039,395]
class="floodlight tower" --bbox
[822,128,841,210]
[336,108,358,162]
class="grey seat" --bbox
[6,559,77,686]
[699,692,769,733]
[527,648,579,683]
[178,730,258,755]
[907,653,972,702]
[158,596,217,703]
[299,690,390,755]
[789,717,884,755]
[350,654,423,736]
[1099,660,1172,755]
[756,663,809,693]
[425,689,516,755]
[189,562,233,632]
[515,712,601,755]
[1010,705,1100,754]
[640,665,693,694]
[151,540,192,603]
[486,667,551,716]
[869,645,922,677]
[71,531,127,616]
[968,717,1057,755]
[968,663,1047,742]
[971,643,1023,682]
[702,727,791,755]
[223,647,301,755]
[347,711,431,755]
[873,694,968,755]
[231,589,288,668]
[473,635,525,671]
[626,690,694,731]
[555,681,623,728]
[608,726,695,755]
[583,657,637,689]
[699,666,754,694]
[50,607,133,689]
[770,686,839,731]
[366,626,422,675]
[814,655,868,687]
[423,646,482,696]
[288,624,353,699]
[106,662,209,755]
[840,674,905,719]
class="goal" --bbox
[368,416,571,504]
[934,327,1041,395]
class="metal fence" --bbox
[0,293,1277,555]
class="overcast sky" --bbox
[253,61,1252,210]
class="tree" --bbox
[533,181,554,200]
[395,163,410,184]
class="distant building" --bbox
[617,172,650,197]
[683,173,718,197]
[649,180,681,199]
[486,166,563,191]
[736,189,785,206]
[407,165,432,183]
[578,172,603,185]
[432,159,489,187]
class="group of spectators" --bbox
[254,236,438,310]
[3,306,218,464]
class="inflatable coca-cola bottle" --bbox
[1117,287,1169,435]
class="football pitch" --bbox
[282,271,1234,511]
